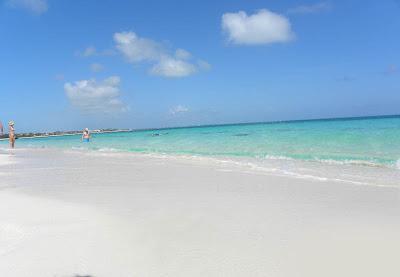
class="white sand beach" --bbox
[1,148,399,277]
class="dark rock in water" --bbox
[151,133,160,136]
[233,133,249,137]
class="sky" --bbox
[0,0,399,132]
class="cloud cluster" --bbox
[114,32,163,62]
[169,105,189,115]
[7,0,47,14]
[114,31,209,78]
[222,9,294,45]
[150,57,197,78]
[287,2,332,14]
[64,76,127,114]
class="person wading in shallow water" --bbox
[82,128,91,143]
[8,121,16,148]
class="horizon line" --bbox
[128,113,400,133]
[3,113,399,136]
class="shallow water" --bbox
[2,115,399,168]
[1,116,399,187]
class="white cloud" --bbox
[114,31,209,78]
[222,9,294,45]
[169,105,189,115]
[175,49,192,60]
[288,2,331,14]
[90,63,105,72]
[7,0,47,14]
[150,58,197,78]
[76,46,116,57]
[114,32,163,62]
[64,76,127,114]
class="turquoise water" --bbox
[2,116,400,168]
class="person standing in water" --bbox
[0,120,3,135]
[8,121,16,148]
[82,128,91,142]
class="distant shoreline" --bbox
[0,129,131,141]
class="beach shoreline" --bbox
[1,148,399,276]
[2,145,398,188]
[0,129,132,141]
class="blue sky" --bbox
[0,0,399,132]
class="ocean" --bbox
[1,115,399,186]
